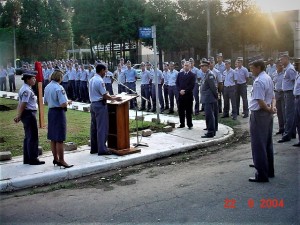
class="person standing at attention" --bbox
[89,64,121,155]
[248,57,276,182]
[14,71,45,165]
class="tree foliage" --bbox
[0,0,295,65]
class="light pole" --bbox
[207,0,211,58]
[13,26,16,68]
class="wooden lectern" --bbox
[107,94,141,156]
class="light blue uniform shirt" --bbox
[168,69,178,86]
[272,71,284,91]
[191,66,202,83]
[211,68,223,83]
[214,62,226,75]
[0,69,7,78]
[249,71,274,111]
[103,71,113,83]
[62,73,69,82]
[75,69,81,81]
[282,63,297,91]
[294,72,300,96]
[44,81,68,108]
[266,64,276,77]
[80,70,88,81]
[140,70,151,85]
[116,70,126,84]
[44,68,54,80]
[124,68,137,82]
[18,84,37,110]
[7,67,15,76]
[223,68,237,87]
[162,70,170,85]
[87,70,95,81]
[235,66,249,84]
[151,69,163,84]
[67,68,76,80]
[89,74,107,102]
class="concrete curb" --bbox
[0,127,234,192]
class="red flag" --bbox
[35,61,43,82]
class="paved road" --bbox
[0,119,299,224]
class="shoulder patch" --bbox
[61,89,66,95]
[209,75,214,79]
[22,91,28,97]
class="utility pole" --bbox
[152,25,160,122]
[207,0,211,58]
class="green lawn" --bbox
[0,98,164,156]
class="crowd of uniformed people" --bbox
[6,51,300,184]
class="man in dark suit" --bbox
[176,61,196,129]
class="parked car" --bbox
[133,64,142,79]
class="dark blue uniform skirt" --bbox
[48,108,66,142]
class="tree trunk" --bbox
[89,36,94,62]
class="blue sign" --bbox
[139,27,152,39]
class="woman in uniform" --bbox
[44,69,73,168]
[14,71,45,165]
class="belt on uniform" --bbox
[224,85,235,87]
[126,81,136,83]
[25,109,37,112]
[284,90,293,93]
[274,90,283,93]
[141,84,149,86]
[51,107,67,111]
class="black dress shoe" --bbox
[268,174,275,178]
[249,164,255,168]
[243,115,249,118]
[203,128,207,130]
[292,142,300,147]
[188,127,193,130]
[275,131,283,135]
[90,151,97,154]
[201,134,214,138]
[278,138,291,143]
[248,177,269,182]
[29,159,45,165]
[168,110,174,114]
[98,151,113,155]
[177,125,185,128]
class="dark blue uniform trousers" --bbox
[90,102,108,155]
[21,110,39,163]
[140,84,150,110]
[68,80,76,100]
[75,80,81,100]
[0,77,7,91]
[275,91,285,133]
[250,110,274,181]
[126,82,137,109]
[80,81,88,102]
[168,85,179,112]
[163,85,169,109]
[193,83,200,114]
[8,75,16,92]
[105,83,114,95]
[152,84,164,111]
[62,82,68,96]
[282,91,296,140]
[118,84,126,94]
[223,86,237,118]
[205,102,216,136]
[295,97,300,143]
[236,83,249,116]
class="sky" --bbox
[251,0,300,12]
